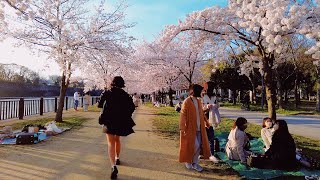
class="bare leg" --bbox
[106,134,116,166]
[115,136,121,158]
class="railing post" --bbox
[40,97,44,115]
[81,96,84,107]
[19,98,24,120]
[54,97,57,112]
[65,96,68,110]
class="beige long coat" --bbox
[179,96,211,163]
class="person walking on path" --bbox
[83,92,91,112]
[202,82,221,163]
[179,84,211,172]
[73,91,80,111]
[98,76,136,179]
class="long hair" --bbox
[233,117,247,129]
[274,120,290,135]
[111,76,125,88]
[206,82,214,98]
[190,84,203,97]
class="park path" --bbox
[220,107,320,140]
[0,106,237,180]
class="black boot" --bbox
[116,158,120,165]
[111,166,118,179]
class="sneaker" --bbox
[116,159,120,165]
[192,163,203,172]
[111,166,118,179]
[185,163,192,169]
[209,155,220,163]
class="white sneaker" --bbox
[192,163,203,172]
[209,155,220,163]
[185,163,192,169]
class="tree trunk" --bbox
[168,87,174,107]
[232,89,237,105]
[317,78,320,112]
[277,81,284,109]
[55,73,69,122]
[294,73,299,109]
[263,56,277,120]
[252,87,257,105]
[285,90,289,103]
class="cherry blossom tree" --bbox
[159,0,319,120]
[10,0,134,122]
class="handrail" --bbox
[0,96,100,120]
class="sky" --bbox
[0,0,228,77]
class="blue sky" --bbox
[0,0,228,76]
[110,0,228,41]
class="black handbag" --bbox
[214,138,220,152]
[247,155,266,168]
[16,133,37,145]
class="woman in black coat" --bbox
[98,76,135,179]
[264,120,297,170]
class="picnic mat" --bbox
[0,128,70,145]
[215,132,320,179]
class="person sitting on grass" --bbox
[261,117,274,152]
[263,120,297,170]
[225,117,251,164]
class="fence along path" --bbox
[0,96,100,120]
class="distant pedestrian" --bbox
[98,76,136,179]
[140,94,145,105]
[132,93,139,107]
[83,92,91,112]
[179,84,210,172]
[73,91,80,111]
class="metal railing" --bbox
[0,96,100,120]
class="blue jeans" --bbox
[206,126,215,155]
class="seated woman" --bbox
[261,117,274,151]
[226,117,251,164]
[264,120,297,170]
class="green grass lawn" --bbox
[221,102,320,115]
[8,116,89,131]
[150,105,320,162]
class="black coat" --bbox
[98,87,136,136]
[265,131,297,170]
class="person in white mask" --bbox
[261,117,274,151]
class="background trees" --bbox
[158,0,320,118]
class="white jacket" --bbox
[225,127,250,163]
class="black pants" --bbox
[206,126,215,155]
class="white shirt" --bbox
[202,94,216,105]
[74,92,79,101]
[202,94,220,127]
[191,97,201,131]
[261,128,274,150]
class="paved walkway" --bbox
[220,107,320,140]
[0,107,238,180]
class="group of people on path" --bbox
[73,91,92,111]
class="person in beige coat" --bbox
[179,84,211,172]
